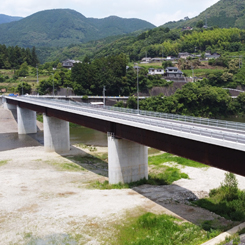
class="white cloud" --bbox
[0,0,220,26]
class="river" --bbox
[0,126,107,152]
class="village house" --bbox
[205,53,220,60]
[165,67,184,78]
[178,52,191,59]
[148,68,164,75]
[140,57,152,63]
[62,59,81,69]
[151,57,165,63]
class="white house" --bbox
[141,57,152,63]
[148,68,164,75]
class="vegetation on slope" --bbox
[162,0,245,29]
[0,9,155,48]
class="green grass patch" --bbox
[90,167,188,190]
[69,122,80,128]
[0,160,9,167]
[149,153,207,168]
[46,160,85,172]
[76,144,97,152]
[36,114,43,122]
[194,173,245,222]
[68,155,103,164]
[182,68,224,77]
[113,212,219,245]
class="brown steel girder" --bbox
[7,98,245,177]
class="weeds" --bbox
[0,160,9,167]
[149,153,207,168]
[194,173,245,221]
[77,143,97,152]
[90,167,189,190]
[46,160,85,172]
[113,212,219,245]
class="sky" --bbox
[1,0,220,26]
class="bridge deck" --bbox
[5,96,245,177]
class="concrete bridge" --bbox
[2,96,245,184]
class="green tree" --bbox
[16,82,31,95]
[196,20,204,28]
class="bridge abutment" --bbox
[17,106,37,134]
[43,114,70,153]
[108,133,148,184]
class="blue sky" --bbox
[1,0,220,26]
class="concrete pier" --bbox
[43,114,70,153]
[108,133,148,184]
[17,106,37,134]
[4,101,16,110]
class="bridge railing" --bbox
[19,96,245,132]
[9,96,245,145]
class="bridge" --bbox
[2,95,245,184]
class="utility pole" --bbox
[36,64,39,83]
[103,86,106,108]
[191,66,194,82]
[52,73,54,97]
[22,79,23,96]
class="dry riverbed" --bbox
[1,107,245,244]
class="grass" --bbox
[90,167,188,190]
[36,114,43,122]
[112,212,220,245]
[45,160,85,172]
[0,160,9,167]
[149,153,207,168]
[182,68,224,77]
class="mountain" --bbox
[0,14,22,24]
[162,0,245,29]
[0,9,155,48]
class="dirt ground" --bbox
[0,106,244,244]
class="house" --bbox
[140,57,152,63]
[205,53,220,60]
[148,68,164,75]
[151,57,165,63]
[62,59,81,69]
[178,52,190,59]
[165,67,183,78]
[181,26,193,31]
[133,66,142,71]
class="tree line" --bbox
[37,54,170,96]
[0,45,39,69]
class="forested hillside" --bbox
[162,0,245,29]
[0,9,155,48]
[0,14,22,24]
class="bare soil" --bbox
[0,107,244,244]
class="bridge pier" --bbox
[17,106,37,134]
[108,133,148,184]
[4,101,16,110]
[43,114,70,153]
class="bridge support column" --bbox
[4,101,16,110]
[43,114,70,153]
[108,133,148,184]
[17,106,37,134]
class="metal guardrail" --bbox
[9,96,245,146]
[22,96,245,131]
